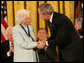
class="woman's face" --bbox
[22,15,32,25]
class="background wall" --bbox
[6,1,74,39]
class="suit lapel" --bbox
[48,12,58,36]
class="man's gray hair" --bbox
[38,3,54,14]
[38,28,48,34]
[6,27,12,35]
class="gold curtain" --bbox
[26,1,37,39]
[39,1,45,28]
[6,1,14,27]
[6,1,74,39]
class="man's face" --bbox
[37,29,48,41]
[7,30,13,42]
[38,9,49,21]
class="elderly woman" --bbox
[12,9,40,62]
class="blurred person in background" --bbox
[37,28,58,62]
[1,27,14,62]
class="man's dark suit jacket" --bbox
[38,49,54,62]
[47,12,83,62]
[1,40,13,62]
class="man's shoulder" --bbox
[1,40,9,46]
[53,12,67,18]
[53,12,70,23]
[2,40,9,43]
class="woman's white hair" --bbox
[15,9,30,24]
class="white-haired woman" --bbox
[12,9,39,62]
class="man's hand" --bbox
[37,40,46,49]
[42,36,47,41]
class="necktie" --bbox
[48,20,51,26]
[10,42,14,47]
[48,21,53,32]
[48,21,54,36]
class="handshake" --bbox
[36,40,47,49]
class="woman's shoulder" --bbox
[13,25,21,31]
[28,25,33,27]
[28,25,34,29]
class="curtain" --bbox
[6,1,74,39]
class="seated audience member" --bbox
[1,27,14,62]
[37,28,57,62]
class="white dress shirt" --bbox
[7,42,14,57]
[49,13,53,23]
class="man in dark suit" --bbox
[37,28,57,62]
[1,27,14,62]
[37,3,83,62]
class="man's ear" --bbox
[45,13,50,19]
[46,34,48,38]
